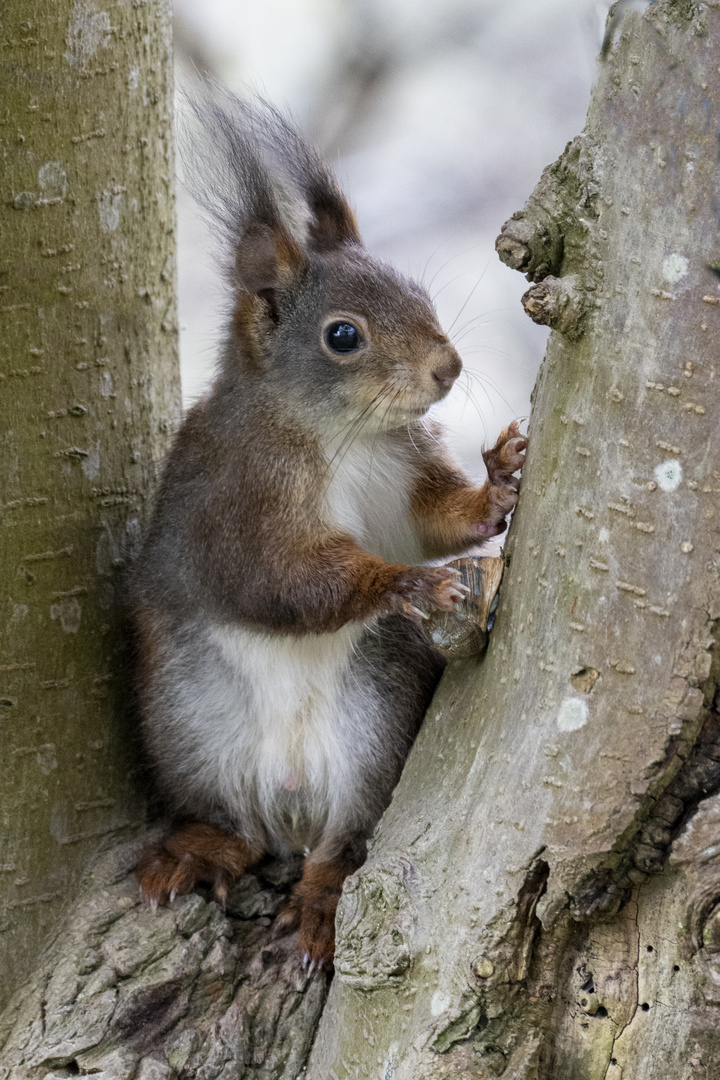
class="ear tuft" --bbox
[180,82,361,288]
[305,186,361,252]
[255,103,363,251]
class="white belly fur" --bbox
[166,618,380,850]
[323,432,424,564]
[210,621,363,793]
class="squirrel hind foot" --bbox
[279,852,360,972]
[273,895,303,937]
[136,822,263,907]
[274,886,336,971]
[296,901,336,972]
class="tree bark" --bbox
[307,2,720,1076]
[0,0,180,1012]
[3,2,720,1079]
[0,558,501,1080]
[0,836,330,1080]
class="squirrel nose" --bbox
[431,353,462,391]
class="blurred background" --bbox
[173,0,613,478]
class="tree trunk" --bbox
[307,3,720,1076]
[3,2,720,1078]
[0,0,180,1013]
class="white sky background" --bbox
[173,0,613,478]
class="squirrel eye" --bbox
[325,321,363,354]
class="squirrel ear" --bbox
[254,103,362,251]
[235,223,305,295]
[304,183,362,252]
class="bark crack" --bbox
[603,897,640,1079]
[571,638,720,921]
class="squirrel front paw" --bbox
[482,420,527,486]
[476,421,527,538]
[386,566,469,623]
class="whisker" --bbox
[357,383,414,497]
[462,368,513,412]
[419,417,443,447]
[406,422,423,456]
[418,236,456,290]
[326,382,397,480]
[456,378,490,434]
[445,263,491,337]
[450,311,508,345]
[452,316,493,338]
[451,324,494,350]
[364,391,398,488]
[431,269,473,306]
[450,305,510,340]
[464,365,513,396]
[461,343,528,365]
[370,386,405,462]
[325,391,388,473]
[426,240,485,294]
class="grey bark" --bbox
[0,837,328,1080]
[4,2,720,1079]
[0,558,500,1080]
[0,0,180,1012]
[308,2,720,1075]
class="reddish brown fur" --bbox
[274,850,363,969]
[136,823,263,906]
[232,293,274,367]
[412,422,527,558]
[249,535,467,633]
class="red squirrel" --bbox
[132,88,526,970]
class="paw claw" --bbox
[445,585,469,604]
[390,564,473,620]
[169,889,176,903]
[483,422,529,488]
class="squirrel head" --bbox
[182,86,462,432]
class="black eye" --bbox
[325,321,363,354]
